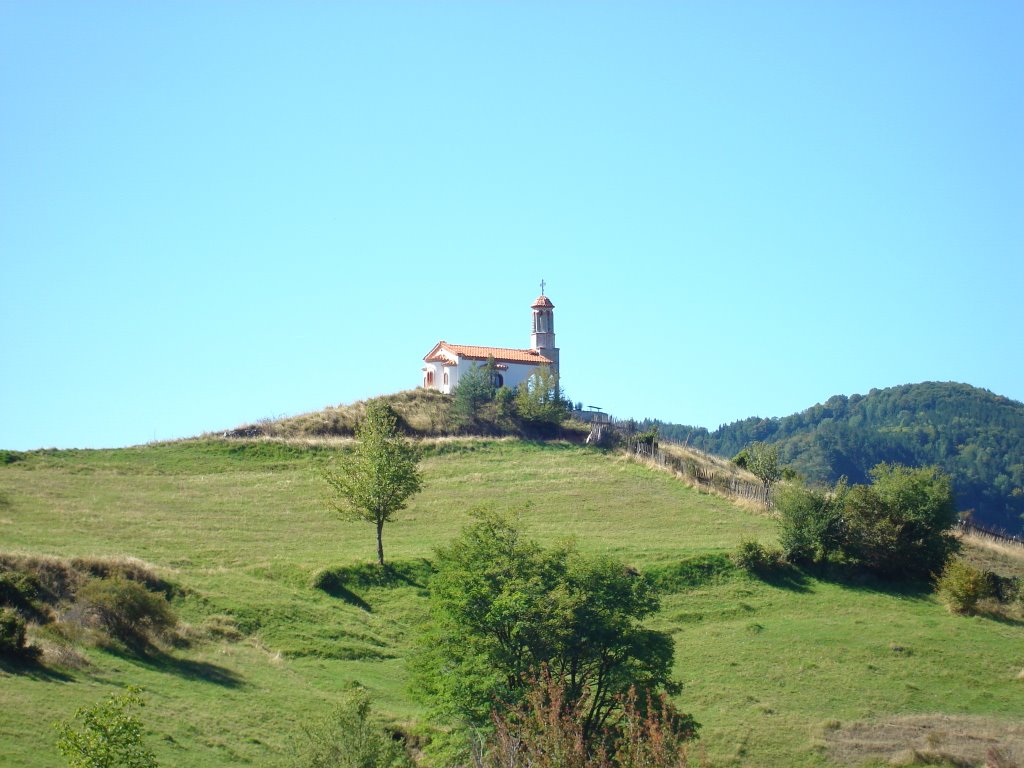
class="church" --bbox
[421,287,559,394]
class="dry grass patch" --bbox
[28,627,91,669]
[222,388,456,438]
[0,552,174,603]
[825,714,1024,767]
[959,533,1024,580]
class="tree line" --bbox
[643,382,1024,534]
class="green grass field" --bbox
[1,439,1022,767]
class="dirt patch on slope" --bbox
[824,714,1024,766]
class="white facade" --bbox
[421,352,548,394]
[421,292,559,394]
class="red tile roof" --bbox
[531,295,555,308]
[424,341,554,366]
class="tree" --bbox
[841,463,959,578]
[452,360,497,427]
[413,510,679,747]
[745,442,782,503]
[515,366,570,430]
[54,687,157,768]
[323,401,423,566]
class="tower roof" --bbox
[531,294,554,309]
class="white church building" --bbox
[421,289,560,394]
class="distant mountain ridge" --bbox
[644,382,1024,534]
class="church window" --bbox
[492,372,504,388]
[443,371,449,386]
[426,370,434,387]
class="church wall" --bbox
[452,359,543,392]
[500,362,541,390]
[421,361,449,393]
[422,358,545,394]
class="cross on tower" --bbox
[540,279,546,295]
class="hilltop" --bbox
[215,388,584,441]
[645,382,1024,534]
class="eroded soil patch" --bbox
[825,714,1024,766]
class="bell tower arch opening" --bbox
[530,281,559,371]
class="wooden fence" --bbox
[629,439,771,507]
[959,520,1024,549]
[629,438,1024,545]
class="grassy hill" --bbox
[2,436,1023,767]
[646,382,1024,535]
[213,387,587,441]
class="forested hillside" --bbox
[646,382,1024,533]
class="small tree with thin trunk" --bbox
[323,401,423,566]
[745,441,781,505]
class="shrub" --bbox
[0,449,25,465]
[612,686,700,768]
[840,464,959,579]
[775,480,847,565]
[935,559,994,614]
[0,570,47,621]
[514,366,571,429]
[0,607,29,657]
[633,428,658,450]
[494,385,517,417]
[482,671,699,768]
[76,578,177,647]
[292,689,410,768]
[70,558,175,600]
[0,554,175,607]
[985,572,1021,605]
[54,686,157,768]
[0,570,40,605]
[731,540,783,575]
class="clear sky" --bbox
[2,2,1022,450]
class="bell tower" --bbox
[530,281,559,370]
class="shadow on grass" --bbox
[646,554,734,593]
[0,652,74,682]
[757,566,814,594]
[810,563,935,601]
[107,644,244,688]
[311,558,435,611]
[971,607,1024,627]
[318,583,372,612]
[744,562,941,599]
[647,555,815,594]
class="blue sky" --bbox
[2,2,1022,450]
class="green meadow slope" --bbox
[1,439,1022,767]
